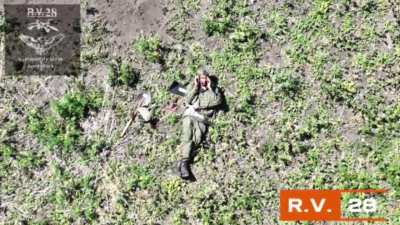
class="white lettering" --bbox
[288,198,303,212]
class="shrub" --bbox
[202,1,234,36]
[202,0,251,36]
[133,35,163,63]
[0,143,15,160]
[108,59,140,87]
[228,21,262,53]
[127,165,156,191]
[203,15,233,36]
[28,112,81,152]
[28,90,103,152]
[270,69,302,98]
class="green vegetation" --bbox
[133,34,163,63]
[166,0,201,41]
[108,58,140,87]
[28,89,103,153]
[202,0,251,35]
[269,68,302,99]
[210,19,267,121]
[1,0,400,224]
[81,19,109,64]
[0,15,10,33]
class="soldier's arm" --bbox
[198,87,222,110]
[185,82,198,105]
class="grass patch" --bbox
[28,89,103,153]
[133,34,163,63]
[108,58,140,87]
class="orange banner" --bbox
[280,189,387,222]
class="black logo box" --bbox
[4,1,81,76]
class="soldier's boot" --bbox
[178,159,191,180]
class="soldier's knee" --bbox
[180,142,192,158]
[181,118,193,139]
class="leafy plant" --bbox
[270,68,302,98]
[0,143,15,160]
[229,21,262,53]
[28,112,81,152]
[108,58,140,87]
[127,165,156,191]
[166,0,200,41]
[202,0,252,36]
[28,90,103,152]
[0,143,45,172]
[133,35,163,63]
[167,114,179,125]
[161,178,184,202]
[0,15,10,33]
[53,90,102,121]
[264,10,289,41]
[210,19,266,121]
[202,1,234,35]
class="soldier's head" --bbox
[198,69,210,91]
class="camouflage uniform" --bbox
[180,82,222,159]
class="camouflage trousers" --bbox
[180,116,207,159]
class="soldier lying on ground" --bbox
[178,69,223,180]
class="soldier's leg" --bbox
[193,121,207,146]
[179,117,194,179]
[180,116,193,159]
[181,121,207,162]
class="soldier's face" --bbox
[199,75,209,90]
